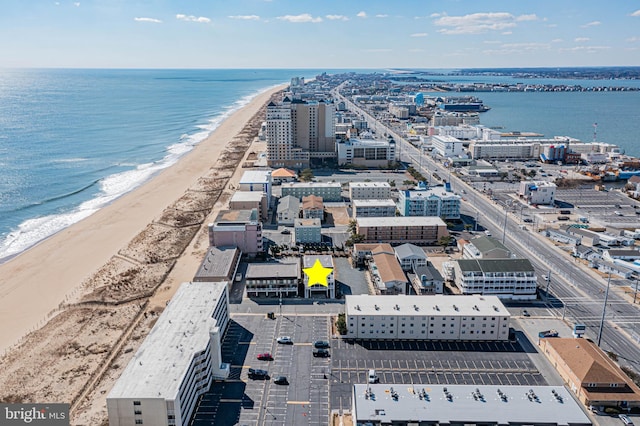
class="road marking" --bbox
[287,400,311,405]
[238,341,256,345]
[219,399,243,403]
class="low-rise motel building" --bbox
[345,294,510,341]
[107,282,230,426]
[355,216,448,245]
[539,337,640,410]
[352,384,591,426]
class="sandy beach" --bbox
[0,82,285,424]
[0,85,281,354]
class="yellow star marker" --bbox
[303,259,333,288]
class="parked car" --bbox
[313,348,330,357]
[277,336,293,344]
[313,340,330,349]
[248,368,269,380]
[523,218,533,223]
[619,414,634,425]
[257,352,273,361]
[281,228,291,234]
[522,309,530,317]
[273,376,289,385]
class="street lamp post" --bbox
[634,277,638,305]
[597,273,612,347]
[502,207,508,245]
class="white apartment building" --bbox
[336,138,397,167]
[518,181,557,205]
[433,125,483,140]
[430,134,465,157]
[453,258,538,300]
[352,199,397,218]
[349,182,391,200]
[469,141,538,160]
[238,170,273,207]
[107,282,230,426]
[397,187,461,219]
[345,295,510,341]
[303,255,335,298]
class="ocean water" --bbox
[1,69,639,261]
[0,69,325,261]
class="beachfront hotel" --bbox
[266,97,336,168]
[107,282,230,426]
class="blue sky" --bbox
[2,0,640,68]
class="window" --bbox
[429,330,434,334]
[134,410,142,415]
[133,401,141,406]
[135,421,143,425]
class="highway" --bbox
[333,86,640,375]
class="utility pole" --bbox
[545,270,552,297]
[634,277,639,305]
[501,207,508,245]
[597,273,612,347]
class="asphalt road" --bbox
[335,89,640,377]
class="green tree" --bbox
[347,219,358,235]
[438,235,453,251]
[300,168,314,182]
[336,313,347,335]
[388,180,396,187]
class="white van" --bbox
[368,369,379,384]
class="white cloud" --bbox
[134,17,163,23]
[277,13,322,23]
[410,33,428,37]
[176,14,211,23]
[362,48,392,52]
[430,13,441,18]
[630,10,640,17]
[502,31,512,35]
[229,15,260,21]
[54,2,60,5]
[356,11,367,18]
[581,21,601,27]
[409,48,425,52]
[516,14,538,22]
[434,12,537,35]
[551,38,563,43]
[559,45,610,52]
[627,37,640,42]
[483,42,551,55]
[483,40,502,44]
[73,2,80,6]
[574,37,590,42]
[326,14,349,21]
[375,14,388,18]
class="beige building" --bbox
[302,195,324,220]
[266,97,336,168]
[229,191,268,221]
[368,245,408,295]
[356,216,448,245]
[349,182,391,200]
[539,338,640,409]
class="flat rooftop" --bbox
[356,216,446,227]
[302,254,333,268]
[352,199,396,207]
[346,294,508,317]
[282,182,341,189]
[230,191,265,202]
[239,170,271,184]
[194,246,240,281]
[353,384,591,426]
[245,261,300,279]
[349,182,391,188]
[108,282,228,400]
[214,209,258,224]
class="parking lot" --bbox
[191,314,331,426]
[328,336,546,410]
[192,313,549,425]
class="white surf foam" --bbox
[0,84,282,262]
